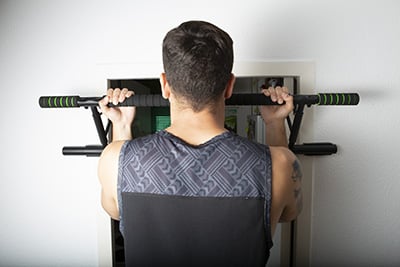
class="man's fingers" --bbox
[275,87,285,104]
[98,95,111,114]
[112,88,121,105]
[119,88,134,102]
[106,88,114,102]
[125,90,134,98]
[262,86,290,103]
[106,88,133,104]
[118,88,127,102]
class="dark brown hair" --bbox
[162,21,234,112]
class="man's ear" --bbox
[159,73,170,99]
[224,74,236,99]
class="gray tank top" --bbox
[118,130,272,238]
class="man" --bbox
[98,20,302,265]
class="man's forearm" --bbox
[265,120,288,147]
[112,123,132,141]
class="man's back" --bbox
[118,131,272,233]
[117,130,273,266]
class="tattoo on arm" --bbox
[292,159,303,182]
[292,159,303,212]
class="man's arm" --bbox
[97,88,136,219]
[269,146,303,234]
[98,141,125,220]
[264,117,288,147]
[259,86,302,235]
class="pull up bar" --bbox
[39,93,359,108]
[39,92,360,156]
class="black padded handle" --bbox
[111,93,360,106]
[224,93,360,106]
[109,94,170,107]
[110,94,279,107]
[226,94,277,106]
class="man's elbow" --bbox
[101,202,120,221]
[101,193,120,220]
[279,194,303,222]
[279,209,301,223]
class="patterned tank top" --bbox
[117,130,272,238]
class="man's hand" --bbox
[259,86,294,124]
[98,88,136,141]
[259,86,294,147]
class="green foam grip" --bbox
[39,96,80,108]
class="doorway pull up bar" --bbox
[39,93,359,109]
[39,92,359,156]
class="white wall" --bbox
[1,0,399,266]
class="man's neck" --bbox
[165,103,227,146]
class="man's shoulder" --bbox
[126,132,165,146]
[227,131,270,150]
[122,132,170,159]
[269,146,296,168]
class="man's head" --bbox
[162,20,234,112]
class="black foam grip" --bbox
[109,94,278,107]
[317,93,360,105]
[39,96,80,108]
[226,94,277,106]
[109,95,170,107]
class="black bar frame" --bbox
[61,95,338,157]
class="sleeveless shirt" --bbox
[117,130,273,246]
